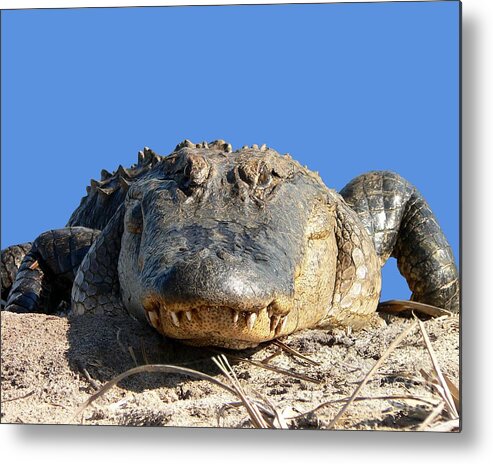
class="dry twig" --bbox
[378,300,453,318]
[327,321,418,429]
[416,317,459,420]
[273,340,320,366]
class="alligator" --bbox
[1,140,459,349]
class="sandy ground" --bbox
[0,309,460,430]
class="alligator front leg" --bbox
[5,227,100,313]
[71,206,125,316]
[1,242,32,303]
[340,171,459,312]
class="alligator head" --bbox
[117,140,339,349]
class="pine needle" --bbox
[326,321,418,429]
[293,394,439,419]
[212,355,270,428]
[210,350,321,384]
[273,340,320,366]
[378,299,453,318]
[73,363,238,422]
[416,317,459,419]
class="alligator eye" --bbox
[183,155,210,188]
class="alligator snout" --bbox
[139,250,295,348]
[150,252,289,311]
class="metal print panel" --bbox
[1,1,460,430]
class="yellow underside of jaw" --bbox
[144,305,295,348]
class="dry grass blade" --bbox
[3,389,35,403]
[260,348,283,364]
[128,346,138,367]
[217,399,284,428]
[211,350,321,384]
[327,320,418,429]
[294,394,439,419]
[416,317,459,419]
[378,300,453,318]
[273,340,320,366]
[79,365,100,391]
[417,401,445,431]
[250,385,289,429]
[115,327,126,354]
[140,340,150,365]
[212,355,270,428]
[426,419,460,432]
[443,373,460,413]
[73,363,238,421]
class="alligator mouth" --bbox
[141,299,292,348]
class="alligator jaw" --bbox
[141,300,292,348]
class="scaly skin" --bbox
[1,243,32,302]
[340,171,459,312]
[4,228,99,313]
[1,140,459,349]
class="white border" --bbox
[2,1,492,463]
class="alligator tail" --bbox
[340,171,459,312]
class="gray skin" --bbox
[1,140,459,349]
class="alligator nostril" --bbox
[238,159,272,190]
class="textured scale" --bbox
[1,243,32,301]
[1,140,459,349]
[340,171,459,312]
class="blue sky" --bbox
[1,2,460,301]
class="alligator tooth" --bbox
[185,310,193,322]
[170,312,180,327]
[260,144,267,152]
[270,315,281,332]
[280,316,288,332]
[233,310,240,324]
[148,311,160,329]
[246,312,257,330]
